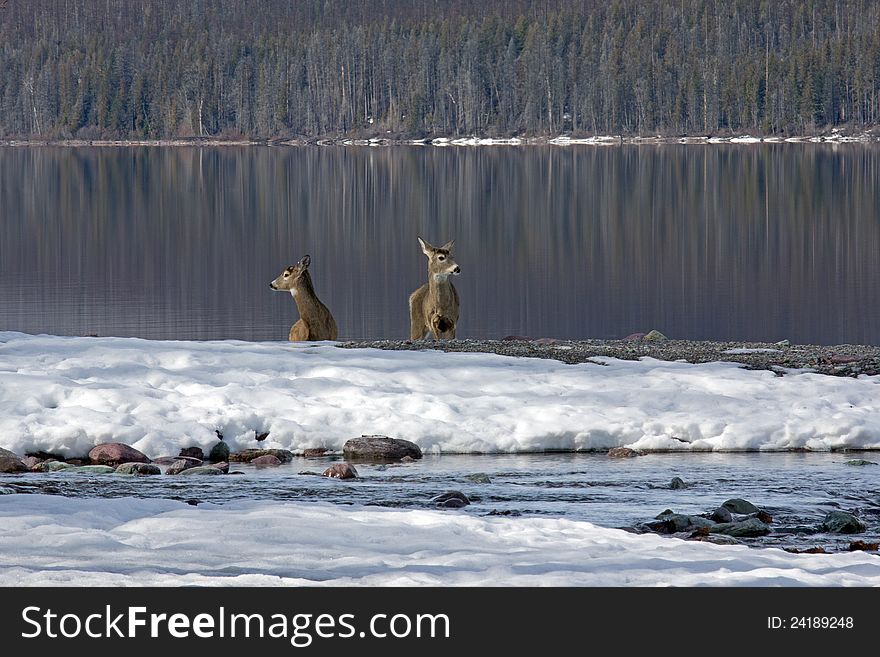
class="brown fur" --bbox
[269,255,338,341]
[409,238,461,340]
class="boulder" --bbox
[303,448,327,457]
[669,477,687,489]
[0,454,27,473]
[722,498,760,514]
[229,449,294,463]
[74,465,116,474]
[165,459,197,475]
[179,447,205,461]
[211,461,229,474]
[22,456,44,470]
[608,447,644,458]
[179,465,224,476]
[432,491,471,508]
[207,441,230,463]
[710,518,771,537]
[42,461,77,472]
[251,455,281,467]
[644,329,668,341]
[710,506,733,523]
[153,455,202,466]
[115,462,160,476]
[822,511,865,534]
[0,447,22,459]
[848,540,879,552]
[89,443,150,466]
[655,514,714,533]
[322,463,358,480]
[342,436,422,462]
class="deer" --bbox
[269,255,338,341]
[409,237,461,340]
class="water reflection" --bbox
[1,145,879,343]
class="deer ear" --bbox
[298,255,311,269]
[440,240,455,252]
[417,236,433,256]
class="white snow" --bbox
[2,331,880,458]
[1,494,877,586]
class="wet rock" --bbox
[165,459,198,475]
[722,498,760,514]
[74,465,116,474]
[179,465,224,476]
[21,456,43,470]
[115,462,161,476]
[669,477,687,489]
[208,441,230,463]
[844,459,877,466]
[821,511,865,534]
[710,518,771,537]
[179,447,205,461]
[211,461,229,474]
[153,455,202,466]
[784,546,826,554]
[89,443,150,466]
[656,509,674,517]
[343,435,422,462]
[185,499,200,506]
[303,448,327,457]
[661,514,715,533]
[608,447,644,458]
[486,509,521,516]
[400,455,415,463]
[254,431,269,442]
[66,459,87,466]
[322,463,358,480]
[644,329,668,342]
[848,540,879,552]
[694,534,742,546]
[42,461,77,472]
[229,449,294,463]
[466,473,492,484]
[754,510,773,524]
[24,450,65,461]
[0,454,27,473]
[432,491,471,508]
[710,506,733,523]
[251,455,282,467]
[298,471,321,476]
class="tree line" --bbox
[1,0,879,139]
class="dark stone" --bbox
[0,455,27,473]
[185,499,200,506]
[165,459,197,475]
[695,534,742,546]
[669,476,687,489]
[486,509,522,517]
[754,510,774,524]
[400,455,415,463]
[255,431,270,442]
[179,465,224,476]
[844,459,878,466]
[822,511,866,534]
[179,447,205,461]
[115,462,161,476]
[848,540,879,552]
[431,491,471,508]
[661,514,714,533]
[710,506,733,523]
[465,473,492,484]
[251,455,282,467]
[303,448,327,457]
[710,518,771,537]
[66,459,86,466]
[608,447,644,458]
[784,546,827,554]
[23,450,65,461]
[722,498,760,514]
[342,435,422,462]
[229,449,294,463]
[208,441,230,463]
[211,461,229,474]
[322,463,358,480]
[89,443,150,466]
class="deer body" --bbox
[269,255,338,341]
[409,237,461,340]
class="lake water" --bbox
[1,145,880,344]
[3,452,877,551]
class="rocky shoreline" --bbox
[338,336,880,377]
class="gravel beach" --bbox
[339,337,880,377]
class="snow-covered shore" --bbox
[1,494,877,586]
[1,332,879,459]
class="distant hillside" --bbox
[1,0,879,140]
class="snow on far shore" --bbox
[1,331,880,459]
[1,494,878,586]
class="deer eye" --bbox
[438,255,446,261]
[283,272,290,278]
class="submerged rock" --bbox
[251,455,282,467]
[229,449,294,463]
[322,463,358,480]
[844,459,878,466]
[179,465,224,476]
[208,441,230,463]
[669,477,687,489]
[42,461,77,472]
[74,465,116,474]
[722,498,760,514]
[466,473,492,484]
[432,491,471,508]
[710,518,771,537]
[89,443,150,466]
[115,462,161,476]
[608,447,644,458]
[822,511,865,534]
[343,435,422,462]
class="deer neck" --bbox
[290,271,323,317]
[428,271,455,304]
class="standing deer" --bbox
[269,255,338,341]
[409,237,461,340]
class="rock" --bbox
[251,455,282,467]
[400,455,415,463]
[754,510,773,524]
[211,461,229,474]
[343,435,422,462]
[0,447,22,459]
[115,462,161,476]
[322,463,358,480]
[623,332,647,341]
[722,498,760,514]
[774,339,792,348]
[185,499,200,506]
[432,491,471,508]
[669,476,687,489]
[661,514,715,533]
[710,506,733,523]
[255,431,270,442]
[0,455,27,473]
[502,335,532,341]
[42,460,77,472]
[21,456,43,470]
[179,465,224,476]
[303,448,327,457]
[74,465,116,474]
[695,534,742,546]
[153,455,202,466]
[66,459,87,466]
[710,518,771,537]
[644,329,668,341]
[655,509,674,518]
[848,540,879,552]
[466,473,492,484]
[229,449,294,463]
[23,450,65,461]
[784,546,827,554]
[207,441,230,463]
[608,447,644,458]
[533,337,562,345]
[165,459,197,475]
[822,511,866,534]
[179,447,205,461]
[89,443,150,466]
[844,459,878,466]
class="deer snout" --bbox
[452,265,461,274]
[269,282,277,290]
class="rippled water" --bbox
[3,452,878,551]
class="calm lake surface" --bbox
[2,145,879,344]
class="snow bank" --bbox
[1,495,877,586]
[1,331,880,458]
